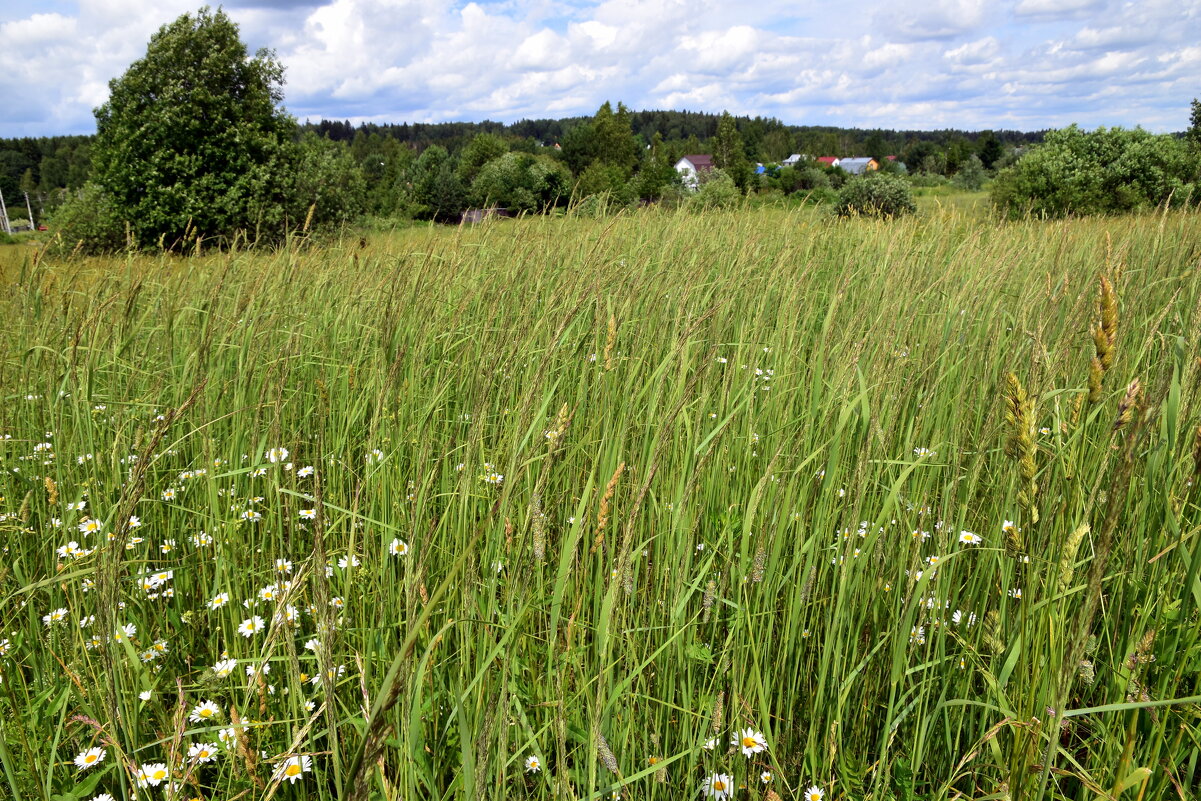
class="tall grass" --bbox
[0,205,1199,801]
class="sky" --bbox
[1,0,1199,138]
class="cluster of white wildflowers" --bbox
[0,419,421,800]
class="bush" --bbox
[778,166,829,194]
[991,125,1200,218]
[471,152,572,215]
[49,183,127,254]
[952,155,987,191]
[908,173,950,188]
[687,169,741,211]
[286,133,368,230]
[575,162,636,207]
[833,172,917,218]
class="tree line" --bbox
[2,101,1044,225]
[8,6,1198,251]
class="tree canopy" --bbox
[91,7,300,247]
[990,125,1200,218]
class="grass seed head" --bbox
[1057,522,1090,595]
[1112,378,1141,432]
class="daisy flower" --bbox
[524,755,541,773]
[212,659,237,677]
[137,762,169,787]
[208,592,230,610]
[73,746,106,771]
[273,754,312,784]
[733,727,768,757]
[42,608,68,626]
[804,786,825,801]
[702,773,734,800]
[266,447,289,463]
[298,465,314,478]
[388,538,408,556]
[761,771,773,784]
[188,742,220,763]
[959,530,982,545]
[238,616,265,637]
[189,700,221,723]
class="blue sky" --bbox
[1,0,1199,137]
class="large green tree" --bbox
[92,7,298,247]
[991,125,1200,218]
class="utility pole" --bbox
[0,188,11,235]
[24,192,36,230]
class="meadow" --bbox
[0,204,1199,801]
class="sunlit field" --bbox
[1,205,1199,801]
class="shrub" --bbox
[778,166,830,194]
[687,169,741,211]
[952,155,987,191]
[48,183,127,254]
[834,172,917,218]
[991,125,1200,218]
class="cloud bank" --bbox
[1,0,1198,136]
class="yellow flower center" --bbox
[153,769,167,780]
[714,780,726,791]
[200,709,212,717]
[742,736,757,747]
[84,754,97,763]
[286,764,303,777]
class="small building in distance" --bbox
[815,156,841,168]
[675,154,714,190]
[838,157,879,175]
[782,153,804,167]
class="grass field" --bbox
[1,205,1200,801]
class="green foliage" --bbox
[47,182,126,254]
[632,133,680,201]
[687,168,740,210]
[91,7,302,247]
[990,125,1200,218]
[471,152,572,213]
[406,146,467,223]
[560,101,641,191]
[777,165,830,194]
[288,133,368,228]
[456,133,509,186]
[952,154,987,191]
[834,171,917,217]
[712,111,751,189]
[1188,98,1201,149]
[575,162,635,207]
[591,101,640,173]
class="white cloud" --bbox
[1,0,1198,136]
[1014,0,1105,18]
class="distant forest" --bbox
[0,109,1045,218]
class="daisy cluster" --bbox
[0,428,419,800]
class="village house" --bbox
[815,156,840,168]
[674,154,714,190]
[837,157,878,175]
